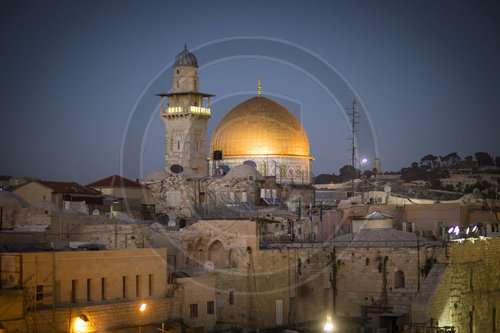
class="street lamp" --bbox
[139,303,147,333]
[323,315,335,331]
[73,314,89,333]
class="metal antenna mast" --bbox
[347,98,359,196]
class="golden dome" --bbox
[210,96,311,159]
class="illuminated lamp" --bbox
[472,225,478,232]
[454,226,460,236]
[323,315,334,332]
[466,227,470,235]
[447,227,454,234]
[139,303,147,312]
[73,314,89,332]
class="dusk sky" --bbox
[1,0,499,184]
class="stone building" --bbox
[0,248,176,332]
[86,174,153,219]
[159,219,448,332]
[12,180,102,213]
[143,47,315,220]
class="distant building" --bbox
[86,174,153,219]
[12,180,101,213]
[373,157,382,174]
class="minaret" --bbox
[157,46,214,175]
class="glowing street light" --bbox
[323,315,335,332]
[139,303,147,312]
[361,157,368,165]
[73,314,89,333]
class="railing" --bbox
[404,325,455,333]
[161,106,211,116]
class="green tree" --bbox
[474,152,494,167]
[420,154,439,169]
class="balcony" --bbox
[161,106,211,117]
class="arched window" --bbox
[395,270,405,288]
[208,240,225,268]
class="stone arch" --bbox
[395,270,405,288]
[208,240,226,268]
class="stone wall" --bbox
[411,237,500,331]
[25,297,180,333]
[447,238,499,332]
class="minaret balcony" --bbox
[161,106,211,117]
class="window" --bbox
[71,280,77,303]
[395,270,405,288]
[87,279,91,302]
[280,164,286,178]
[207,301,214,314]
[122,276,127,298]
[189,304,198,318]
[101,278,106,300]
[36,285,43,301]
[177,141,180,150]
[493,308,496,331]
[229,291,234,305]
[148,274,153,296]
[469,311,473,333]
[470,268,473,290]
[136,275,140,297]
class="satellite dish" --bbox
[216,297,226,308]
[170,164,183,174]
[219,165,230,174]
[204,261,214,272]
[473,188,480,194]
[243,160,257,168]
[384,185,391,193]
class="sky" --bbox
[1,0,499,184]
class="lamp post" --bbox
[139,303,147,333]
[323,315,335,331]
[72,314,89,333]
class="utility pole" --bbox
[347,99,359,196]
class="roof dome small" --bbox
[174,45,198,67]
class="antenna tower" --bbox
[347,98,359,195]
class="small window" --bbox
[148,274,153,296]
[87,279,91,302]
[136,275,140,297]
[101,278,106,300]
[36,285,43,301]
[229,291,234,305]
[122,276,127,298]
[177,141,180,150]
[492,308,496,331]
[71,280,77,303]
[190,304,198,318]
[395,270,405,288]
[177,70,179,74]
[207,301,214,314]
